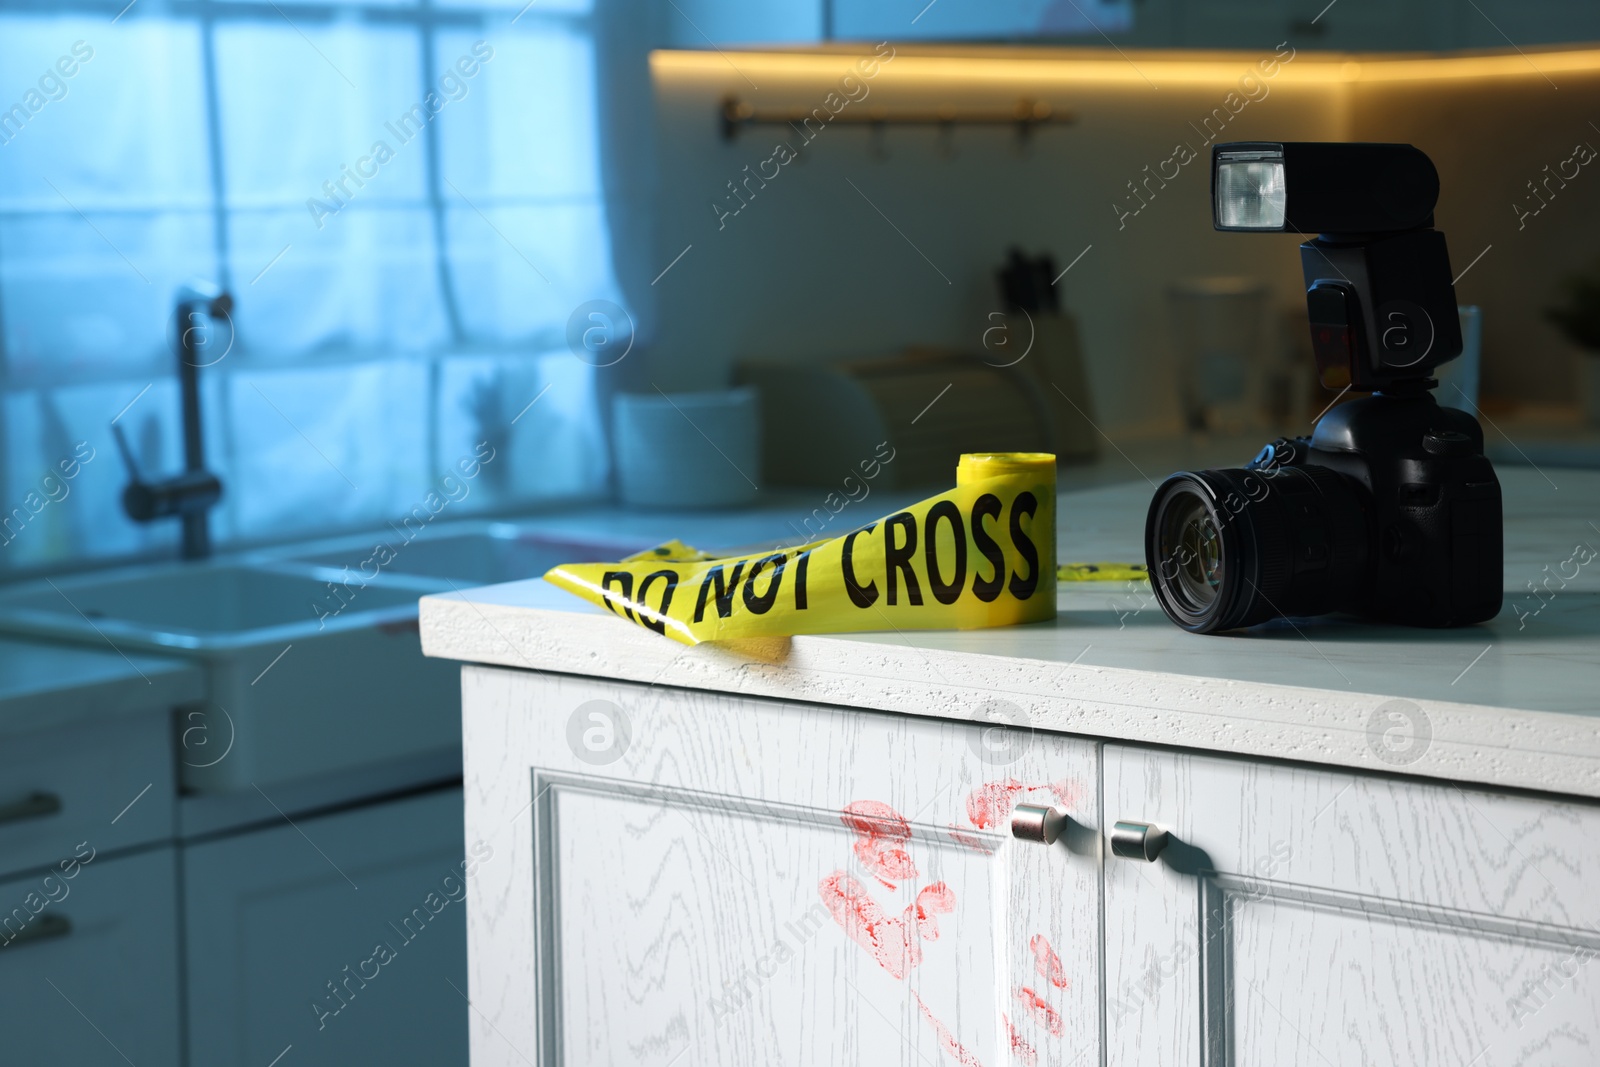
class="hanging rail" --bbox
[718,96,1075,142]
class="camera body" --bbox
[1146,393,1501,633]
[1292,393,1501,626]
[1144,141,1503,634]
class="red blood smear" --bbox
[965,780,1082,830]
[1045,780,1080,809]
[1028,934,1070,990]
[841,800,918,888]
[1002,1012,1039,1067]
[945,825,996,856]
[913,992,988,1067]
[817,873,955,980]
[915,882,956,922]
[966,781,1028,830]
[1015,987,1064,1037]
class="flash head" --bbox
[1213,142,1440,235]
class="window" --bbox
[0,0,617,570]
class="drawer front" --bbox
[463,667,1104,1067]
[0,846,181,1066]
[0,710,174,879]
[1103,745,1600,1067]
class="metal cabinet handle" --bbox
[1,914,72,950]
[0,791,62,826]
[1012,804,1069,845]
[1110,820,1168,861]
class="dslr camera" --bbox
[1145,142,1503,633]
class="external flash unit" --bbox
[1144,142,1503,635]
[1214,146,1287,230]
[1213,142,1461,393]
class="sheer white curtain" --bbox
[0,0,621,570]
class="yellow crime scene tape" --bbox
[544,452,1142,646]
[1058,562,1148,582]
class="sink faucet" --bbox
[113,283,229,560]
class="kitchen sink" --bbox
[0,523,639,795]
[273,522,645,589]
[0,562,427,649]
[0,561,454,793]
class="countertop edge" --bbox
[419,594,1600,801]
[0,655,207,737]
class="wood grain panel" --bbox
[1104,745,1600,1067]
[463,666,1105,1067]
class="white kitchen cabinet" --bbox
[1170,0,1448,50]
[461,666,1104,1067]
[184,786,470,1067]
[454,666,1600,1067]
[661,0,823,46]
[0,709,174,879]
[1456,0,1600,49]
[660,0,1598,49]
[1102,744,1600,1067]
[832,0,1135,42]
[0,847,182,1066]
[427,466,1600,1067]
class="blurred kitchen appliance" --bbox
[738,250,1098,488]
[1167,277,1269,433]
[1583,359,1600,427]
[612,387,760,508]
[995,247,1100,464]
[739,350,1049,488]
[719,96,1075,148]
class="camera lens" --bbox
[1157,492,1225,614]
[1144,464,1368,633]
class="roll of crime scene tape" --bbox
[544,452,1058,646]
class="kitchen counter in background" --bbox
[421,466,1600,799]
[476,431,1316,550]
[1481,404,1600,470]
[0,637,204,736]
[466,422,1600,552]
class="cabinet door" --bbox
[462,667,1103,1067]
[1458,0,1600,48]
[184,786,468,1067]
[1103,745,1600,1067]
[833,0,1133,40]
[0,847,181,1065]
[1176,0,1440,51]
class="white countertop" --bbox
[420,466,1600,800]
[0,636,206,737]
